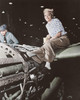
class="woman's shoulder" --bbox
[6,31,13,36]
[53,18,60,22]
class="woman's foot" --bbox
[45,62,51,70]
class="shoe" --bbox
[45,62,51,70]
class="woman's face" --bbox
[0,30,7,36]
[44,12,52,22]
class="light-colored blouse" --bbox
[46,18,67,37]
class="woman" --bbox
[0,24,19,44]
[31,8,70,68]
[32,8,70,100]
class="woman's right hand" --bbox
[43,37,50,44]
[46,34,51,39]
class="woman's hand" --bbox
[46,34,51,39]
[50,32,62,41]
[43,34,51,44]
[43,37,50,44]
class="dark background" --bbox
[0,0,80,45]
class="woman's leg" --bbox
[31,36,70,63]
[45,62,51,70]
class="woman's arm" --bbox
[50,32,62,41]
[9,32,19,44]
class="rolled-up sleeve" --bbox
[53,19,63,34]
